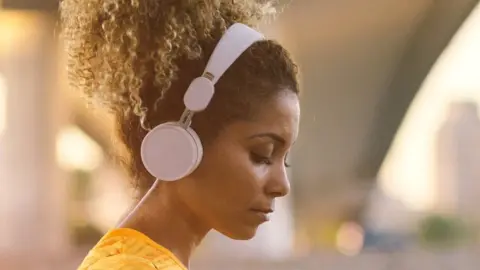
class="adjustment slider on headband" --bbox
[183,73,215,113]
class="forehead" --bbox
[223,92,300,143]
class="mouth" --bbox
[251,208,273,214]
[250,208,274,222]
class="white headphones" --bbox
[140,23,264,181]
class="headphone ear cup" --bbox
[140,122,203,181]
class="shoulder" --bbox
[77,228,187,270]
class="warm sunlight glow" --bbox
[0,74,6,135]
[380,3,480,211]
[336,222,364,256]
[0,11,41,54]
[56,125,104,171]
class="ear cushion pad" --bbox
[140,122,203,181]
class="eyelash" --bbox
[250,153,291,168]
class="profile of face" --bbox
[175,90,300,240]
[59,0,300,245]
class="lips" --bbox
[250,207,274,223]
[251,208,273,214]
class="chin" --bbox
[217,225,259,240]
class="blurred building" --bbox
[435,101,480,218]
[364,1,480,239]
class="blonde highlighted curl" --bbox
[59,0,277,123]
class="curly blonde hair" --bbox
[60,0,299,191]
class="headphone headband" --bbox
[204,23,264,84]
[183,23,264,113]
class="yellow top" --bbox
[77,228,188,270]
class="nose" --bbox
[264,166,290,198]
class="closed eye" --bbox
[250,153,291,168]
[250,153,272,165]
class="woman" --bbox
[60,0,300,269]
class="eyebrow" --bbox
[248,132,286,146]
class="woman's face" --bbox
[176,91,300,240]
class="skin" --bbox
[120,90,300,267]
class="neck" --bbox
[118,181,210,268]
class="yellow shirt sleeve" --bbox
[87,255,158,269]
[77,228,187,270]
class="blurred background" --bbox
[1,0,480,269]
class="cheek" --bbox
[194,145,265,207]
